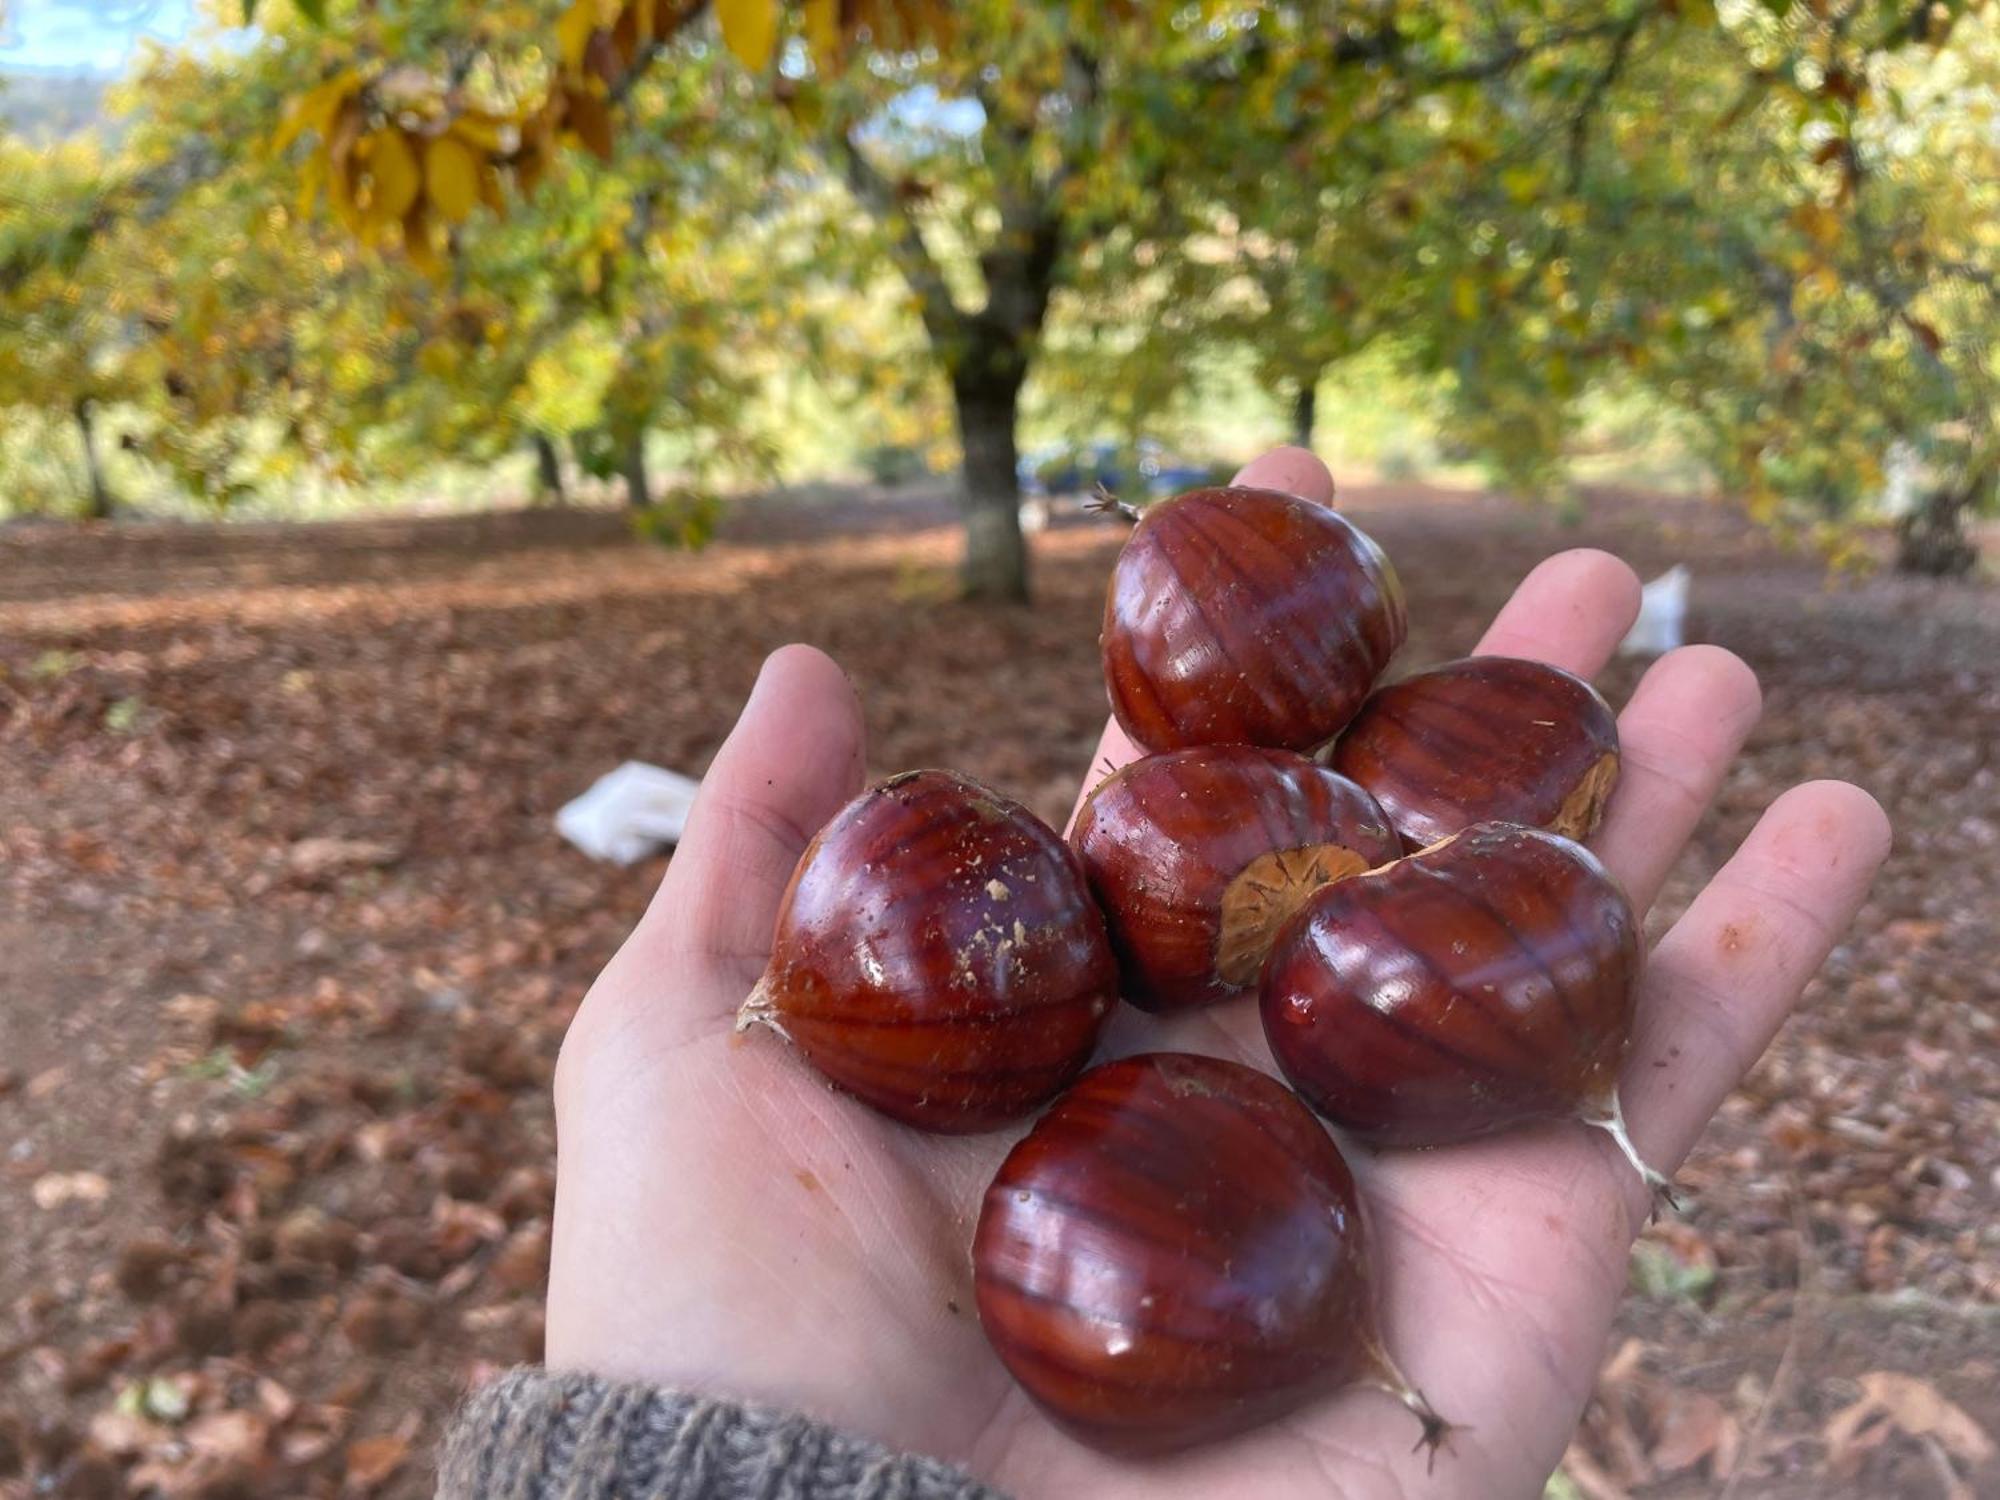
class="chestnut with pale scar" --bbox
[1071,745,1400,1012]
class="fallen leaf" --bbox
[87,1406,165,1457]
[1848,1372,1994,1467]
[1646,1386,1735,1474]
[32,1170,110,1210]
[255,1377,298,1422]
[287,837,402,882]
[1559,1443,1632,1500]
[163,993,223,1030]
[343,1432,411,1491]
[184,1408,270,1463]
[1600,1337,1650,1387]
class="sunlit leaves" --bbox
[271,0,960,275]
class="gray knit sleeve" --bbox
[435,1368,1009,1500]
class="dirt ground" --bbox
[0,482,1995,1499]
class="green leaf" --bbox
[1630,1240,1716,1303]
[294,0,327,26]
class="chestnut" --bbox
[738,770,1116,1133]
[1101,486,1406,754]
[973,1052,1450,1455]
[1332,655,1620,848]
[1071,746,1400,1011]
[1260,822,1673,1203]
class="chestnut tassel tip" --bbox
[1085,482,1142,525]
[735,980,790,1042]
[1363,1372,1459,1473]
[1586,1092,1681,1219]
[1359,1335,1459,1472]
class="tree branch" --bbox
[827,125,963,350]
[1563,12,1646,191]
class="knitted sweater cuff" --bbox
[435,1367,1007,1500]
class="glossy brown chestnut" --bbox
[1260,822,1673,1201]
[973,1052,1450,1455]
[738,770,1116,1133]
[1101,486,1406,754]
[1071,746,1401,1012]
[1333,655,1621,849]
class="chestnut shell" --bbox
[745,770,1116,1133]
[1333,655,1621,849]
[1101,486,1406,754]
[1071,746,1401,1012]
[1260,822,1642,1145]
[973,1052,1378,1453]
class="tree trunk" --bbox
[621,430,650,510]
[75,398,114,520]
[531,432,567,506]
[1896,485,1979,578]
[951,357,1030,603]
[1292,376,1319,451]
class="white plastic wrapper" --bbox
[1618,565,1690,658]
[556,761,703,864]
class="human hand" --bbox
[545,446,1890,1499]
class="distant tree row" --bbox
[1,0,1992,587]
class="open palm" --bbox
[546,447,1889,1499]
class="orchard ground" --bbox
[1,482,1995,1499]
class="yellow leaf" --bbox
[716,0,778,71]
[448,111,515,153]
[1793,201,1843,249]
[566,89,616,162]
[1796,264,1841,303]
[1451,276,1480,320]
[1500,165,1542,205]
[273,68,361,155]
[556,1,600,70]
[425,134,480,224]
[295,149,326,216]
[326,101,366,233]
[516,143,548,194]
[477,163,508,216]
[403,202,444,279]
[804,0,840,68]
[368,128,422,220]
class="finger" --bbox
[1618,780,1891,1180]
[632,644,866,993]
[1472,548,1642,677]
[1590,645,1762,913]
[1231,444,1337,504]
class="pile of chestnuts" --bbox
[739,483,1671,1460]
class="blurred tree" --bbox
[11,0,1991,579]
[1055,2,1994,571]
[0,137,141,517]
[282,0,1761,598]
[1,2,818,530]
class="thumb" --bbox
[626,644,867,1000]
